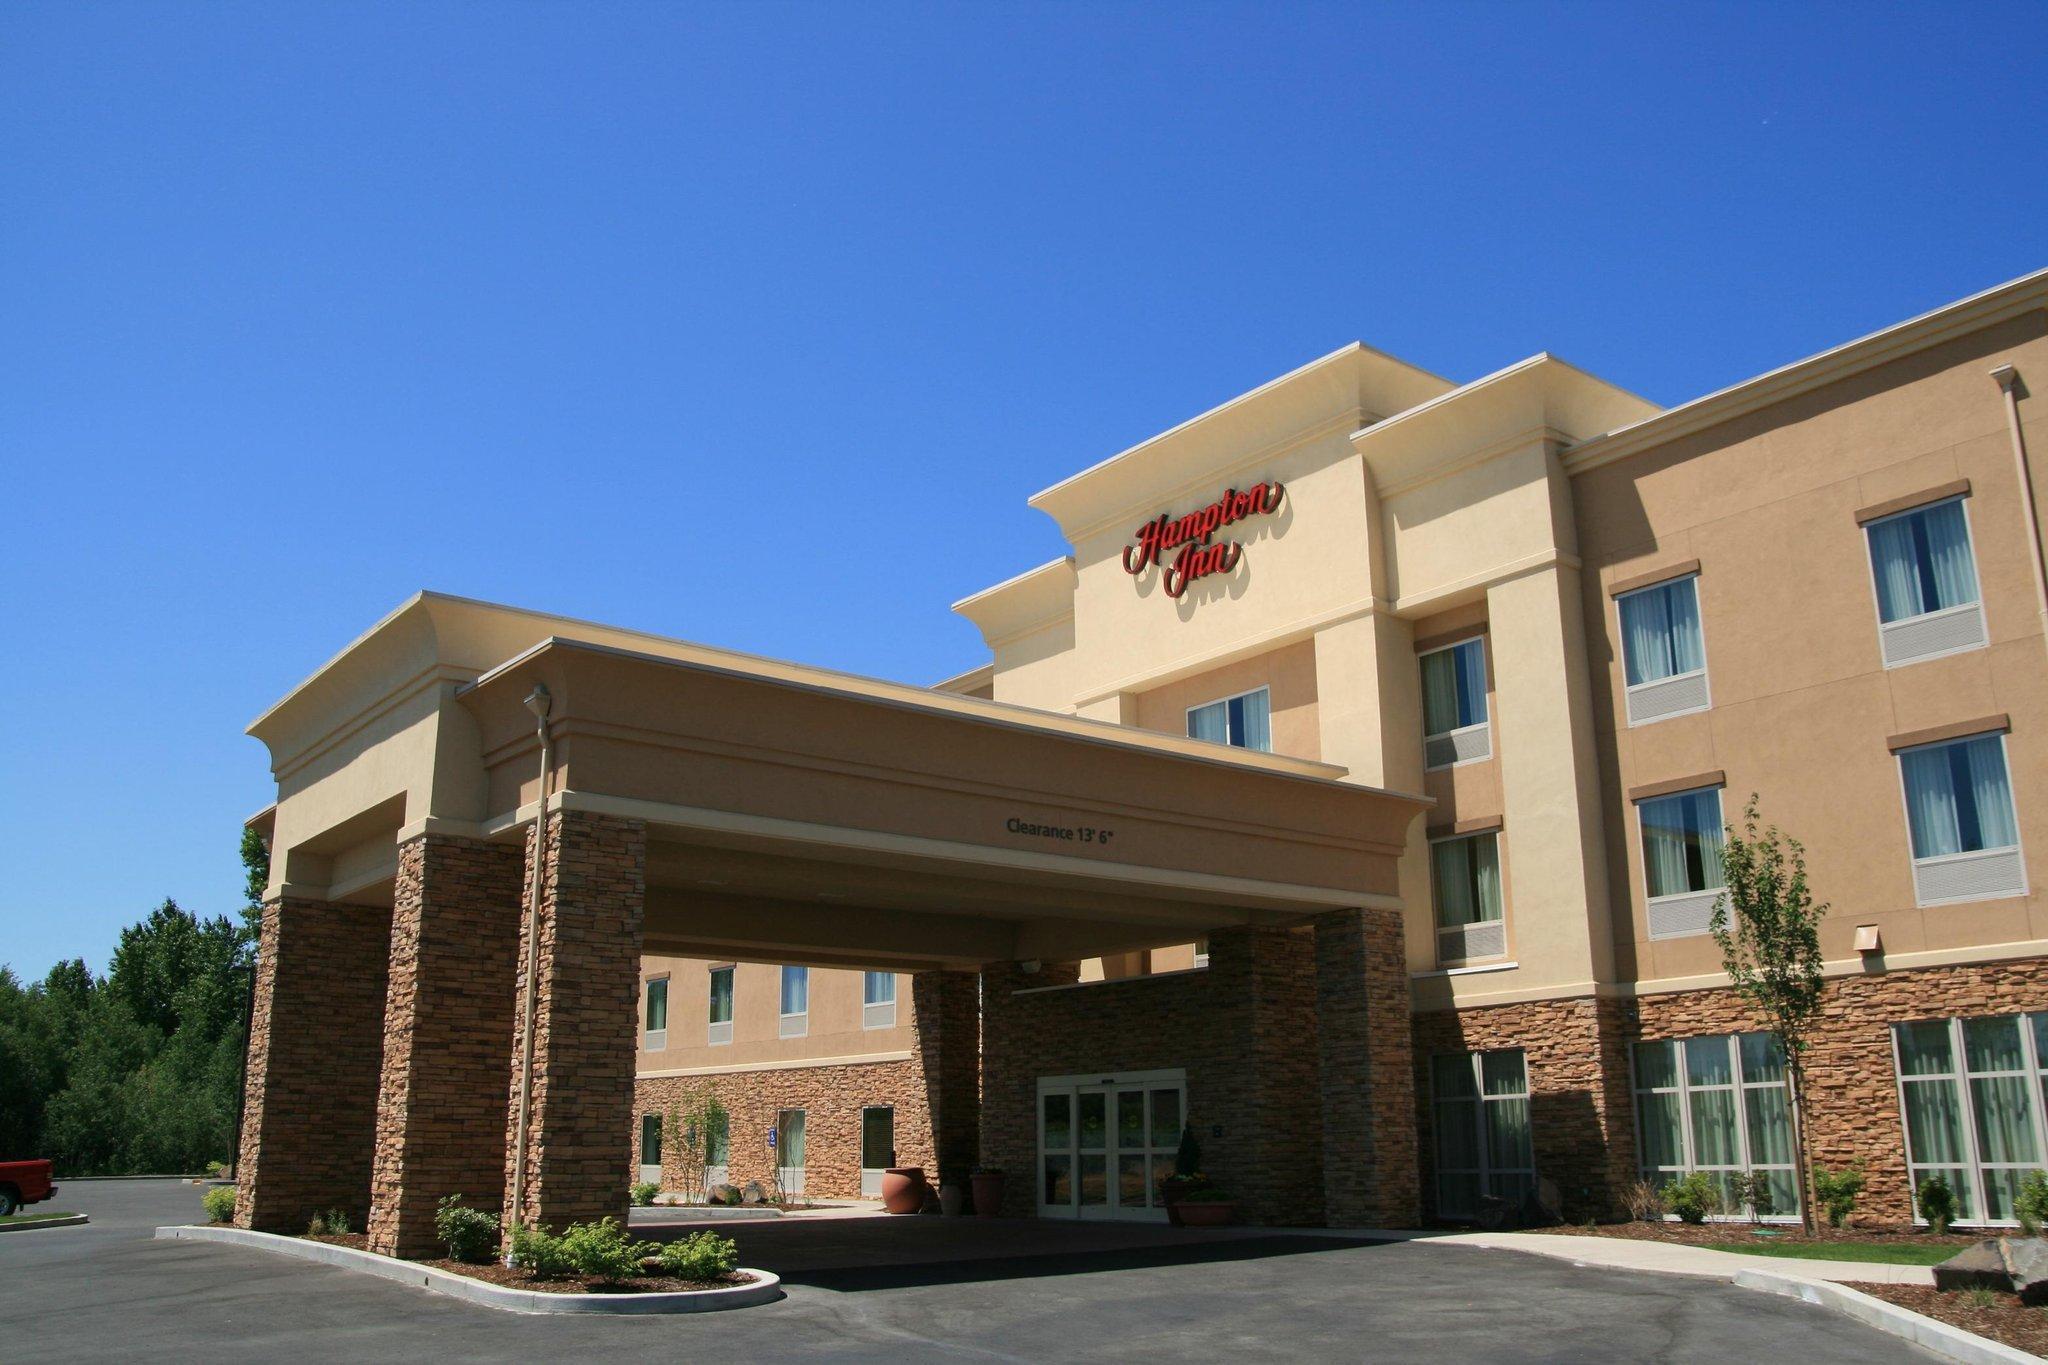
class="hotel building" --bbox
[239,270,2048,1253]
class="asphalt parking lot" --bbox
[0,1180,1936,1362]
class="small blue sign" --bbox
[767,1128,778,1149]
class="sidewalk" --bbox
[1323,1228,1937,1285]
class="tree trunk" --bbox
[1788,1050,1818,1236]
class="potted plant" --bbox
[880,1165,927,1215]
[1160,1124,1203,1226]
[970,1167,1005,1218]
[1171,1174,1235,1227]
[937,1167,968,1216]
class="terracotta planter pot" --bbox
[880,1167,927,1215]
[938,1183,967,1217]
[1174,1201,1235,1227]
[970,1171,1005,1218]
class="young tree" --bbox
[1709,795,1828,1235]
[239,825,271,938]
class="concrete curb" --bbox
[153,1225,783,1315]
[1734,1270,2037,1365]
[0,1214,89,1233]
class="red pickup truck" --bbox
[0,1160,57,1216]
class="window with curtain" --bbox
[1633,1033,1798,1218]
[777,1109,806,1170]
[1187,687,1272,752]
[1431,831,1505,963]
[1900,735,2020,860]
[864,971,895,1006]
[1431,1049,1534,1219]
[640,1113,662,1168]
[1638,788,1726,900]
[1867,498,1980,625]
[861,1106,896,1171]
[1894,1014,2048,1225]
[708,966,734,1025]
[643,977,668,1036]
[780,965,808,1016]
[1421,638,1488,737]
[1618,576,1706,687]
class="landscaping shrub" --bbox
[658,1230,739,1281]
[1661,1172,1720,1225]
[509,1222,577,1280]
[1731,1171,1774,1221]
[435,1194,501,1264]
[1812,1164,1864,1229]
[201,1184,236,1224]
[1623,1180,1665,1222]
[561,1217,648,1282]
[630,1181,659,1207]
[2016,1171,2048,1236]
[1916,1175,1957,1234]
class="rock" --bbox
[639,1255,665,1274]
[2007,1239,2048,1306]
[1517,1178,1563,1229]
[1475,1195,1514,1231]
[741,1181,767,1206]
[1933,1237,2048,1304]
[711,1183,742,1207]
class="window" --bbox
[643,977,668,1050]
[1431,1050,1534,1219]
[1420,638,1491,769]
[1617,575,1710,725]
[776,1108,806,1195]
[779,965,809,1038]
[1898,734,2026,906]
[1187,687,1271,752]
[863,971,897,1029]
[1633,1033,1798,1219]
[861,1106,896,1196]
[1192,938,1210,969]
[707,966,734,1046]
[1866,497,1986,667]
[1893,1014,2048,1225]
[1636,787,1726,940]
[1430,831,1505,964]
[638,1113,662,1182]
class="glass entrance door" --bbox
[1038,1071,1185,1221]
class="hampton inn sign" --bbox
[1120,480,1285,600]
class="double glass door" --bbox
[1037,1070,1185,1221]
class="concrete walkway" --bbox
[1334,1228,1938,1286]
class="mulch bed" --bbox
[1847,1282,2048,1357]
[297,1231,752,1295]
[1526,1221,1978,1251]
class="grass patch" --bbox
[1711,1239,1957,1266]
[0,1211,79,1225]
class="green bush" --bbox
[561,1217,648,1283]
[658,1230,739,1281]
[1917,1175,1957,1234]
[509,1222,576,1280]
[201,1184,236,1224]
[1812,1164,1865,1229]
[1661,1172,1720,1225]
[435,1194,501,1264]
[630,1181,659,1207]
[2015,1171,2048,1236]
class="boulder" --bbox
[741,1181,767,1206]
[711,1183,742,1207]
[1933,1237,2048,1304]
[1475,1195,1515,1231]
[1517,1177,1564,1229]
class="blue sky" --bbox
[3,2,2045,979]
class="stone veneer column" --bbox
[1314,907,1419,1226]
[501,809,646,1233]
[236,896,393,1232]
[911,970,981,1182]
[366,833,523,1257]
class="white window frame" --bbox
[1633,785,1727,941]
[1185,686,1273,753]
[1428,829,1507,966]
[863,971,897,1030]
[1890,1013,2048,1228]
[779,965,809,1039]
[638,1112,663,1187]
[707,964,734,1046]
[776,1107,806,1196]
[1429,1048,1535,1221]
[1892,732,2029,909]
[1862,495,1986,669]
[1192,937,1210,969]
[1614,573,1712,727]
[642,974,668,1052]
[1418,636,1492,770]
[1631,1033,1799,1223]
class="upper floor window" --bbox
[1636,787,1725,941]
[1431,830,1505,965]
[779,965,809,1038]
[707,965,734,1046]
[1899,733,2026,906]
[863,971,897,1029]
[1187,687,1271,752]
[1420,638,1491,769]
[1866,497,1985,667]
[1617,574,1710,726]
[643,976,668,1049]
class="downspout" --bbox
[1991,364,2048,665]
[505,684,553,1261]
